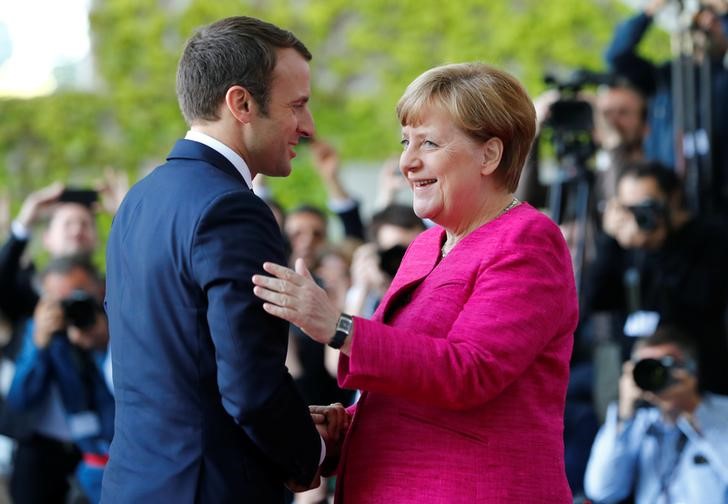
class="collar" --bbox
[185,130,253,189]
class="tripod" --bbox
[670,1,715,215]
[548,137,596,301]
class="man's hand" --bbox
[603,198,642,247]
[644,0,667,17]
[32,296,65,349]
[618,360,644,421]
[310,140,340,182]
[350,243,389,293]
[376,156,407,208]
[16,182,65,229]
[68,310,109,351]
[97,167,129,215]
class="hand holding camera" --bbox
[603,196,667,248]
[619,353,698,421]
[32,295,67,349]
[32,290,104,350]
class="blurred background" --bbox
[0,0,670,256]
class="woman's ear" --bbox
[481,137,503,176]
[225,85,256,124]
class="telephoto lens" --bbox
[632,356,679,392]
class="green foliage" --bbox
[0,0,672,254]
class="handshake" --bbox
[287,402,351,493]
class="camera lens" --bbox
[632,357,674,392]
[627,200,664,231]
[61,290,98,330]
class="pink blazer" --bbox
[335,204,578,503]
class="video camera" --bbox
[542,69,615,164]
[61,290,100,330]
[632,355,696,393]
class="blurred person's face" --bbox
[244,48,314,179]
[376,224,421,250]
[400,105,499,232]
[315,251,351,301]
[596,86,647,153]
[633,343,699,417]
[284,211,327,268]
[693,5,728,59]
[43,203,97,257]
[42,266,106,350]
[614,175,670,250]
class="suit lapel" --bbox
[167,139,248,187]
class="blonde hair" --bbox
[396,63,536,192]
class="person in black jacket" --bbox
[0,183,97,330]
[584,161,728,395]
[605,0,728,213]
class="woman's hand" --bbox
[252,258,340,345]
[310,403,351,452]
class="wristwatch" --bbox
[328,313,353,349]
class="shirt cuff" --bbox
[11,220,30,241]
[319,435,327,465]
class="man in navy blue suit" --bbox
[102,16,336,502]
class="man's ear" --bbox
[481,137,504,176]
[225,85,256,124]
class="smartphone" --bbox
[59,188,99,207]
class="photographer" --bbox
[605,0,728,214]
[584,161,728,395]
[0,173,126,329]
[584,326,728,503]
[6,256,113,504]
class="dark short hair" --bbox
[289,204,327,222]
[176,16,311,123]
[633,325,699,365]
[618,161,684,206]
[369,204,426,242]
[40,255,100,283]
[607,76,648,122]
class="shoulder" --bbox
[480,203,569,258]
[703,393,728,412]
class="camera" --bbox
[626,200,666,231]
[61,290,99,330]
[542,69,615,164]
[632,355,695,392]
[59,188,99,207]
[378,244,407,279]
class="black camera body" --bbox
[378,244,408,279]
[632,355,696,392]
[61,290,99,330]
[543,69,615,165]
[626,200,666,231]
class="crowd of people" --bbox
[0,2,726,504]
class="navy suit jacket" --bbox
[102,140,321,503]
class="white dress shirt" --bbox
[184,130,253,189]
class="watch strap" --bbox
[328,313,353,349]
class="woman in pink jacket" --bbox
[253,62,578,503]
